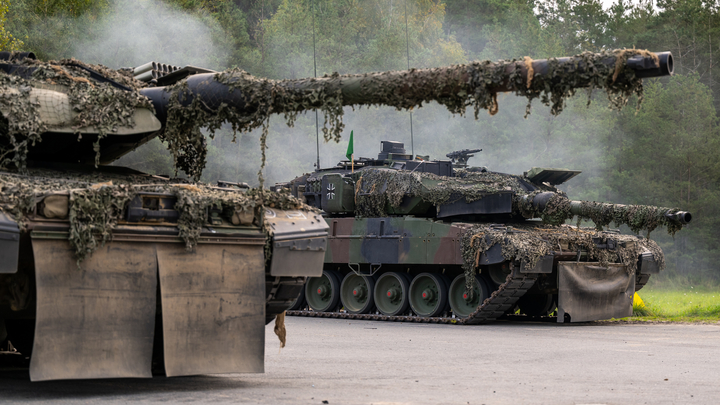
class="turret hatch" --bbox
[524,167,581,185]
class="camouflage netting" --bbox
[514,190,684,236]
[574,200,684,236]
[353,168,550,217]
[0,58,151,170]
[353,168,684,236]
[459,223,664,297]
[159,49,656,180]
[160,68,347,181]
[0,168,313,262]
[513,190,573,226]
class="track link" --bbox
[287,272,538,325]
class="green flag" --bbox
[346,130,354,160]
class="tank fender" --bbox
[478,240,553,272]
[267,208,329,277]
[478,243,504,265]
[0,213,20,274]
[638,251,660,274]
[521,254,554,273]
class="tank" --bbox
[0,52,328,381]
[0,48,674,379]
[278,141,690,324]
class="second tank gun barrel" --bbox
[525,192,691,234]
[566,201,692,225]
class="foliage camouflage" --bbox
[0,167,313,262]
[459,223,665,297]
[0,57,150,170]
[161,49,654,181]
[353,166,683,237]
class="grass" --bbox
[627,287,720,322]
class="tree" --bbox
[610,74,720,281]
[0,0,24,51]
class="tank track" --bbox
[287,272,538,325]
[265,275,306,325]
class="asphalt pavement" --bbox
[1,317,719,404]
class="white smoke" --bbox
[71,0,227,69]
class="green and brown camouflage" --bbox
[278,139,689,324]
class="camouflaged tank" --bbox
[0,52,328,381]
[0,48,676,379]
[278,141,691,324]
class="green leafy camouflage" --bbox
[459,223,664,298]
[0,167,313,263]
[0,58,152,170]
[159,49,654,180]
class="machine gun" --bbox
[446,148,482,167]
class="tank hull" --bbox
[0,168,327,381]
[289,217,654,324]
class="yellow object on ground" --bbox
[633,292,645,308]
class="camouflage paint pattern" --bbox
[325,217,464,266]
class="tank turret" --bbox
[278,141,690,325]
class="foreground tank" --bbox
[0,48,674,379]
[0,52,327,381]
[277,141,690,324]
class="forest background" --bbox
[1,0,719,286]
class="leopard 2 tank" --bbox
[278,141,690,324]
[0,52,327,381]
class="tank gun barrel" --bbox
[567,201,692,225]
[140,50,673,127]
[446,148,482,159]
[525,192,691,234]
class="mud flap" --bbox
[30,240,157,381]
[156,243,265,377]
[557,262,634,323]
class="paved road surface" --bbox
[1,317,719,404]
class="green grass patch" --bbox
[628,287,720,322]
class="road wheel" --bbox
[408,273,448,317]
[448,274,489,318]
[305,270,341,312]
[340,273,376,314]
[374,272,410,316]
